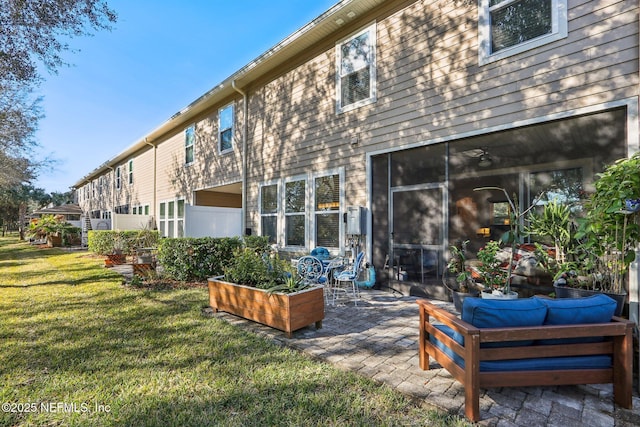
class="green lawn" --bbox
[0,237,469,426]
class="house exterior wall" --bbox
[242,0,639,238]
[73,0,639,242]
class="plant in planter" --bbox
[444,240,480,311]
[27,214,74,247]
[208,240,324,337]
[133,229,159,265]
[552,154,640,315]
[475,240,513,298]
[473,187,539,299]
[526,199,577,265]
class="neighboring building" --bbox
[74,0,639,307]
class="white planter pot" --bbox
[481,289,519,300]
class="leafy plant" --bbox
[473,187,539,295]
[446,240,478,293]
[223,247,289,290]
[28,214,72,238]
[266,273,312,294]
[526,199,576,264]
[476,240,509,290]
[573,153,640,293]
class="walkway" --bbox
[208,289,640,426]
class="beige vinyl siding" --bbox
[129,147,154,211]
[243,0,638,233]
[155,132,186,202]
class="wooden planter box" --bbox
[106,253,126,266]
[207,277,324,338]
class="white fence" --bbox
[185,205,242,238]
[112,214,154,231]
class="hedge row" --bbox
[156,237,244,282]
[88,230,160,255]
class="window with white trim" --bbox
[128,159,133,185]
[285,179,306,247]
[259,169,344,250]
[115,166,121,190]
[159,199,185,238]
[478,0,567,65]
[177,199,185,238]
[260,183,278,244]
[218,104,234,153]
[185,125,195,165]
[336,23,376,113]
[159,202,166,236]
[314,174,341,248]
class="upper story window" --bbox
[128,160,134,185]
[185,125,195,165]
[218,104,234,153]
[336,23,377,114]
[115,166,121,190]
[479,0,567,65]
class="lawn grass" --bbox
[0,237,470,426]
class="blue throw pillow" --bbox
[533,294,617,344]
[461,297,547,347]
[534,294,616,325]
[462,297,547,328]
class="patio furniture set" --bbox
[296,248,365,306]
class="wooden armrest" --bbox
[417,299,478,336]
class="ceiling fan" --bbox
[461,147,494,168]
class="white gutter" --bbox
[232,80,248,236]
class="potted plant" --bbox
[475,240,516,299]
[27,214,74,247]
[473,187,539,299]
[552,154,640,315]
[134,229,159,265]
[207,240,324,338]
[444,240,480,311]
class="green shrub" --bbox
[88,230,160,255]
[223,247,290,289]
[157,237,242,282]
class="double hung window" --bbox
[219,104,234,153]
[185,125,195,165]
[115,166,121,190]
[314,175,340,248]
[128,160,133,185]
[285,180,306,247]
[259,170,344,250]
[260,184,278,244]
[336,23,376,113]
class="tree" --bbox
[0,184,50,238]
[0,0,117,87]
[0,83,42,187]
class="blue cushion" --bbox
[534,294,616,325]
[462,297,547,328]
[310,247,330,260]
[461,297,547,347]
[430,324,611,372]
[533,294,616,344]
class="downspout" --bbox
[232,80,248,236]
[106,167,114,214]
[144,137,157,226]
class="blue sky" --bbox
[34,0,338,194]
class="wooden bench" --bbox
[417,297,633,422]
